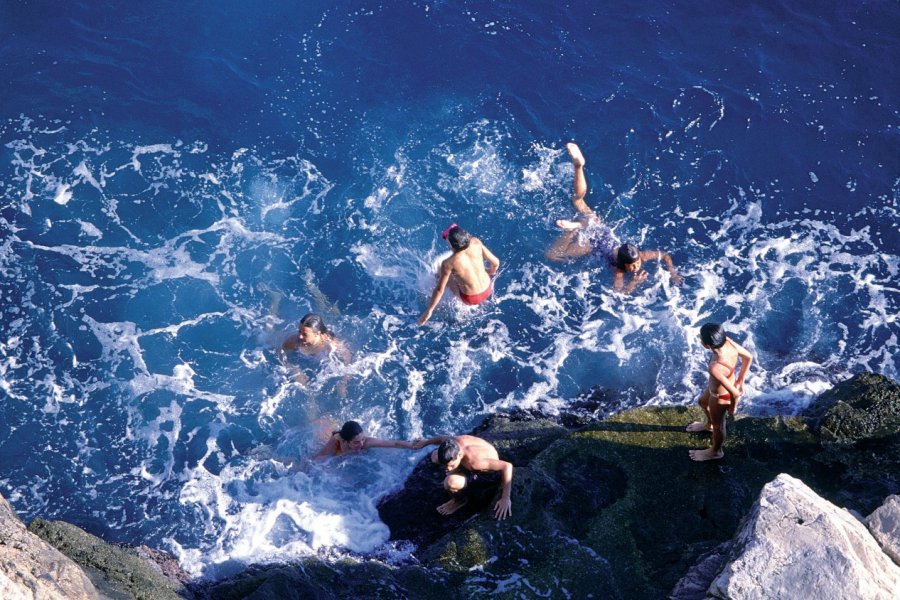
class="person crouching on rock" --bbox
[413,434,513,520]
[314,420,418,459]
[686,323,754,461]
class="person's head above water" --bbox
[442,224,471,252]
[615,243,642,272]
[297,313,329,346]
[338,420,363,441]
[336,420,365,451]
[700,323,727,349]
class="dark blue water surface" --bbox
[1,0,898,581]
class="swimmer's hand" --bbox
[416,310,433,326]
[623,271,648,294]
[669,271,684,286]
[494,498,512,520]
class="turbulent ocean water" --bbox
[1,0,898,580]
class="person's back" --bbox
[418,224,499,324]
[455,434,500,468]
[707,339,738,397]
[446,238,492,296]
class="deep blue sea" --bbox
[1,0,898,583]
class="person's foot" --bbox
[686,421,712,433]
[566,142,585,167]
[436,497,469,516]
[555,219,583,230]
[689,448,724,462]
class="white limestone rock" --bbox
[708,473,900,600]
[0,494,99,600]
[866,495,900,568]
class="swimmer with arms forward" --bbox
[413,434,513,520]
[417,225,500,325]
[314,420,418,459]
[687,323,754,461]
[546,142,682,294]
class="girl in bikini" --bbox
[686,322,753,461]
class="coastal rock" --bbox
[803,372,900,511]
[0,493,99,600]
[866,495,900,567]
[707,474,900,600]
[28,519,190,600]
[804,372,900,443]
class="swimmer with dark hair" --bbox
[412,434,513,520]
[417,224,500,325]
[280,312,352,393]
[313,420,418,459]
[545,142,682,294]
[686,322,754,461]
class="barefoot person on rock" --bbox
[546,142,682,294]
[413,434,513,520]
[686,323,753,461]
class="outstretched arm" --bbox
[412,435,451,450]
[418,261,453,325]
[363,437,417,450]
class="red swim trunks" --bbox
[459,282,493,306]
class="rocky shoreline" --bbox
[2,373,898,599]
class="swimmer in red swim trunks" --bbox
[417,224,500,325]
[686,322,754,461]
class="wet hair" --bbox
[336,420,363,442]
[436,439,461,465]
[700,323,727,349]
[446,226,472,252]
[299,313,329,335]
[615,244,640,269]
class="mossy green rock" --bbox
[805,372,900,443]
[27,519,188,600]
